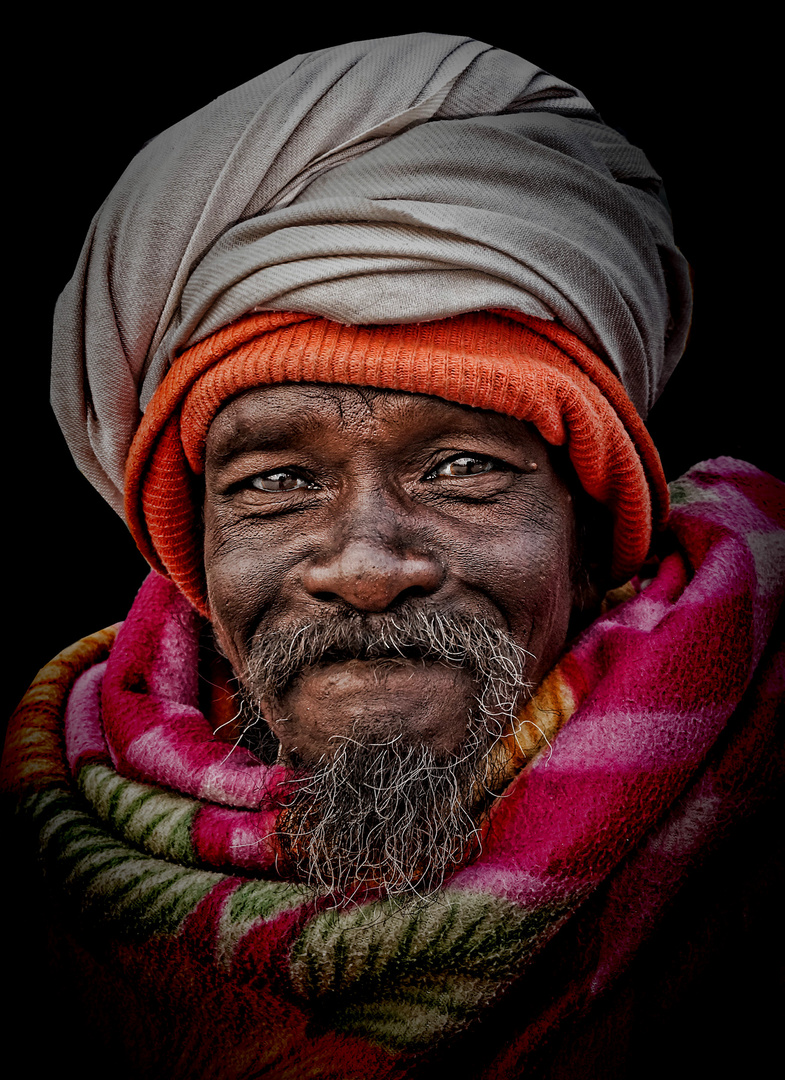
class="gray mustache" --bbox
[245,608,532,723]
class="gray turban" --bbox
[52,32,692,516]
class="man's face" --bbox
[204,383,583,896]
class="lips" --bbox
[244,609,494,699]
[274,645,446,694]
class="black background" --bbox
[5,15,780,731]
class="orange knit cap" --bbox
[126,310,668,615]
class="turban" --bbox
[51,33,692,603]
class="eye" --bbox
[248,469,318,492]
[427,454,502,478]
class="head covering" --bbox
[52,32,692,522]
[126,309,667,613]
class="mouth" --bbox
[238,609,530,768]
[304,638,436,664]
[288,652,451,687]
[284,649,461,691]
[256,632,460,702]
[266,642,445,701]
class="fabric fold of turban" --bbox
[52,32,691,521]
[126,310,667,614]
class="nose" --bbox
[302,539,444,612]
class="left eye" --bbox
[249,470,316,492]
[428,455,498,478]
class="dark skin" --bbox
[204,384,595,766]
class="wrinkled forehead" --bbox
[204,382,558,471]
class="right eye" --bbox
[248,470,318,492]
[427,454,500,478]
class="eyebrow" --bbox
[208,413,320,466]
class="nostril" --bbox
[308,583,433,610]
[393,584,435,605]
[310,590,345,604]
[302,543,444,612]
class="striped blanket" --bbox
[3,458,783,1078]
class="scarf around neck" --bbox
[3,457,783,1078]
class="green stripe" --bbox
[290,888,578,1050]
[226,878,310,924]
[79,762,198,865]
[24,789,221,939]
[216,878,311,967]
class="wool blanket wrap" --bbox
[52,32,691,518]
[4,458,783,1079]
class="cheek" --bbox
[484,506,576,678]
[502,543,573,628]
[203,509,287,670]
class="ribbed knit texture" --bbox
[125,310,667,613]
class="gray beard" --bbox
[235,609,531,903]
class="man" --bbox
[4,33,782,1080]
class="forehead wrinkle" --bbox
[319,384,537,453]
[207,381,558,471]
[335,386,556,463]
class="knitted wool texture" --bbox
[125,309,668,615]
